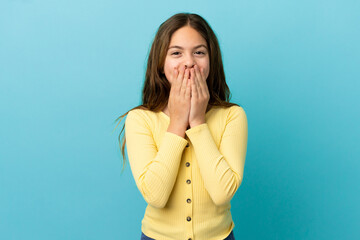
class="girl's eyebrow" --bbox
[168,44,208,50]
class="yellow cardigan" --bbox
[125,105,248,240]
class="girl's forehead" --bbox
[170,27,206,43]
[169,37,207,49]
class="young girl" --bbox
[115,12,248,240]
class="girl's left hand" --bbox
[189,64,210,128]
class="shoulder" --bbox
[223,105,247,124]
[211,105,246,118]
[126,108,157,128]
[229,105,246,115]
[127,108,155,119]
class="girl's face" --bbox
[163,26,210,85]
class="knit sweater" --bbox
[125,105,248,240]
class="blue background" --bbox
[1,0,359,239]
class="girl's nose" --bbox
[184,58,196,69]
[185,62,195,68]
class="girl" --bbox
[115,12,248,240]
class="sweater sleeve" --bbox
[185,106,248,206]
[125,110,189,208]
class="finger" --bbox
[190,68,199,98]
[185,77,191,100]
[181,68,189,96]
[199,66,210,96]
[175,65,185,94]
[193,66,203,96]
[199,66,206,81]
[178,65,186,82]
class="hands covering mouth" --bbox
[187,69,192,79]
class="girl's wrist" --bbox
[167,122,187,138]
[189,120,206,128]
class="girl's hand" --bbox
[189,64,210,128]
[168,65,191,129]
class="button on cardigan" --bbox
[125,105,248,240]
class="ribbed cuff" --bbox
[185,123,221,162]
[158,131,189,168]
[185,123,208,136]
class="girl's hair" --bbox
[114,12,241,174]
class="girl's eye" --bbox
[171,51,205,55]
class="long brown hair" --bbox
[113,12,241,174]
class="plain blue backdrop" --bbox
[1,0,359,239]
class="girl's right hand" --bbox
[167,65,191,129]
